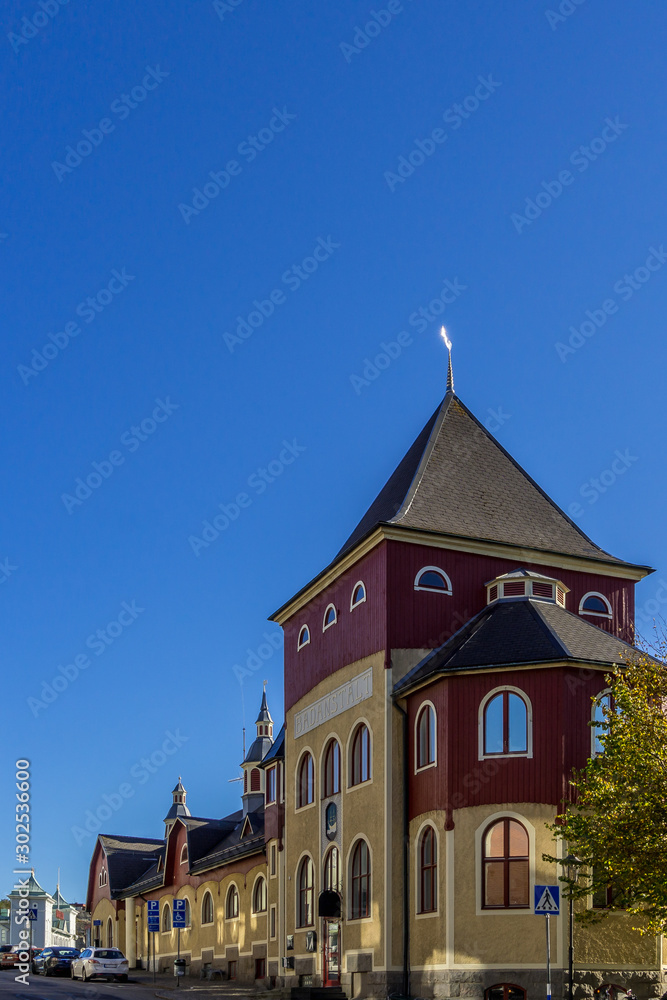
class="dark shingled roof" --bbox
[189,810,266,874]
[338,393,635,566]
[260,724,285,766]
[394,597,647,695]
[98,835,163,899]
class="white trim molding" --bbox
[297,624,310,650]
[350,580,367,610]
[414,565,453,594]
[322,603,338,631]
[579,591,613,619]
[478,685,533,760]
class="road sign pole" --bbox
[177,928,181,989]
[546,914,551,1000]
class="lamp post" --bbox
[560,854,581,1000]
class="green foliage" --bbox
[545,646,667,934]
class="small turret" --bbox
[241,684,274,815]
[164,778,191,836]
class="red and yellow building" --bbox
[87,386,663,999]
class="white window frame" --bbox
[591,688,613,757]
[180,844,188,865]
[414,566,453,594]
[322,603,338,631]
[478,686,533,760]
[350,581,367,610]
[297,625,310,650]
[579,592,613,619]
[414,701,437,773]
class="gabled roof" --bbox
[188,810,265,874]
[338,393,642,568]
[394,597,650,695]
[97,835,163,899]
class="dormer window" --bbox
[579,592,612,619]
[297,625,310,650]
[414,567,452,594]
[323,604,337,631]
[486,571,568,607]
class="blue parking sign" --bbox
[147,899,160,932]
[173,899,187,929]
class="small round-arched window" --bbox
[201,891,214,925]
[414,567,452,594]
[323,604,337,630]
[579,593,612,618]
[298,625,310,650]
[351,582,366,609]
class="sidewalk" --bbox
[129,967,259,999]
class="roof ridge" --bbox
[393,394,453,524]
[525,599,572,658]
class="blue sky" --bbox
[2,0,666,903]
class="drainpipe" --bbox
[394,699,410,997]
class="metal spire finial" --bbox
[440,327,454,393]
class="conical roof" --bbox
[255,689,272,724]
[9,873,50,899]
[338,393,635,566]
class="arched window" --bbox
[323,604,337,631]
[324,846,341,892]
[180,844,188,865]
[298,625,310,650]
[251,768,261,791]
[350,840,371,919]
[351,582,366,609]
[297,752,315,807]
[482,818,530,909]
[323,739,341,797]
[106,918,113,947]
[350,723,371,786]
[579,592,612,618]
[416,704,436,769]
[99,868,107,887]
[201,891,214,925]
[183,897,191,927]
[226,884,239,919]
[253,877,267,913]
[592,690,613,756]
[297,857,314,927]
[414,566,452,594]
[162,903,171,932]
[486,986,526,1000]
[482,689,530,756]
[419,826,437,913]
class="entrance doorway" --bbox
[323,920,340,986]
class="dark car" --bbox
[33,947,80,976]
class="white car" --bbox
[71,947,129,982]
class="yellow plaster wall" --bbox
[285,652,388,972]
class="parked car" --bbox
[71,947,129,982]
[0,946,22,969]
[29,948,42,973]
[33,947,80,976]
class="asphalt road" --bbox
[0,969,160,1000]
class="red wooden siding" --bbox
[283,545,388,711]
[386,540,635,652]
[407,666,613,821]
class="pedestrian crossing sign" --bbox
[534,884,560,914]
